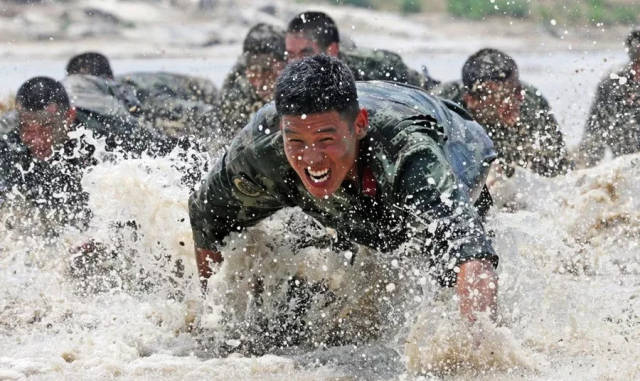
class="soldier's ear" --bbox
[463,93,479,111]
[354,108,368,140]
[326,42,340,57]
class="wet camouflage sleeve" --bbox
[579,78,612,165]
[519,84,570,177]
[215,61,265,140]
[189,125,285,250]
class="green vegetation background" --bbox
[304,0,640,25]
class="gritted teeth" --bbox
[306,167,330,183]
[308,168,329,177]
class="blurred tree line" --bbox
[313,0,640,25]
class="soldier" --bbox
[0,77,97,229]
[66,51,219,140]
[189,55,499,346]
[577,29,640,167]
[61,74,178,156]
[285,11,439,90]
[436,48,570,178]
[216,23,287,139]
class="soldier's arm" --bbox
[577,79,612,167]
[215,79,255,140]
[189,132,284,291]
[526,90,572,176]
[397,143,498,322]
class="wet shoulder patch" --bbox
[233,174,263,197]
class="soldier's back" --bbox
[117,72,218,104]
[340,47,431,88]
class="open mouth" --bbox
[305,167,330,184]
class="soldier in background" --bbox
[577,29,640,167]
[0,77,100,230]
[436,48,570,179]
[66,52,218,140]
[216,23,287,140]
[285,11,439,90]
[116,71,218,140]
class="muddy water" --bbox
[1,52,639,379]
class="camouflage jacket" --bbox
[0,111,95,229]
[578,64,640,166]
[215,59,266,142]
[116,72,219,139]
[189,81,497,285]
[340,47,439,90]
[436,80,570,177]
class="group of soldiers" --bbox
[2,10,640,352]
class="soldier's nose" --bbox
[302,147,323,165]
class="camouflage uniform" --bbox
[215,59,266,141]
[116,72,219,139]
[578,64,640,166]
[436,80,570,177]
[340,47,439,90]
[190,81,498,286]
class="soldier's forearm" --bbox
[195,247,223,292]
[456,259,498,323]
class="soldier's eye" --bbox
[320,138,334,143]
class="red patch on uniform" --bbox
[362,167,377,198]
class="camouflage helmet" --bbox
[462,48,518,93]
[625,29,640,60]
[243,23,286,62]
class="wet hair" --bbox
[16,76,70,112]
[275,54,358,122]
[243,23,286,61]
[625,29,640,60]
[287,11,340,50]
[462,48,518,94]
[66,52,114,79]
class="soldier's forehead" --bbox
[19,109,59,122]
[281,112,343,129]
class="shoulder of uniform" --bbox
[433,80,464,100]
[0,110,18,136]
[520,81,552,107]
[229,103,280,155]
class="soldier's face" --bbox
[18,104,74,161]
[465,77,524,127]
[246,55,286,101]
[281,109,368,199]
[285,33,339,62]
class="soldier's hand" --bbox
[486,162,506,190]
